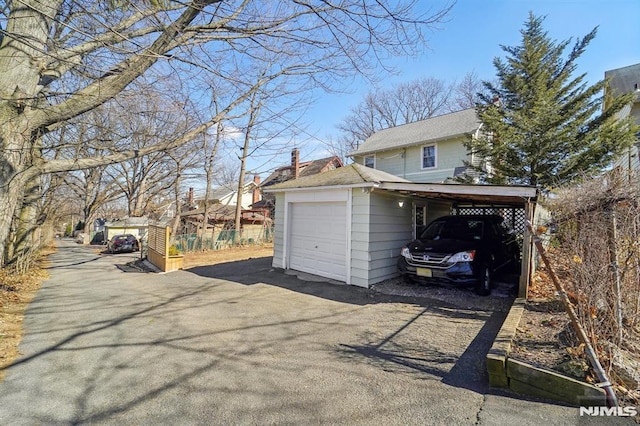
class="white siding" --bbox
[349,189,413,287]
[350,189,371,287]
[367,192,413,284]
[272,192,285,268]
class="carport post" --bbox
[518,201,534,298]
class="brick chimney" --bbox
[252,175,261,205]
[291,148,300,179]
[187,187,194,206]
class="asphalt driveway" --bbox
[0,240,581,425]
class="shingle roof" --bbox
[265,163,409,191]
[349,108,480,156]
[260,156,342,188]
[605,63,640,97]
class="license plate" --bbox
[416,267,432,278]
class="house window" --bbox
[364,155,375,168]
[422,145,436,169]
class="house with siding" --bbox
[266,163,537,293]
[348,108,484,183]
[266,109,539,296]
[606,63,640,172]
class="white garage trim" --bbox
[281,189,351,284]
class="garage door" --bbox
[289,202,347,281]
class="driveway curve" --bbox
[0,240,580,425]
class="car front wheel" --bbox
[476,265,491,296]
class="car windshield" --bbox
[420,219,485,241]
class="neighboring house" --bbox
[178,204,271,248]
[266,163,538,294]
[206,175,262,209]
[103,216,149,242]
[254,148,343,218]
[348,108,484,183]
[606,63,640,172]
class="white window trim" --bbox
[364,154,376,168]
[421,144,437,170]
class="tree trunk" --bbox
[0,1,58,265]
[0,175,28,266]
[235,97,260,244]
[8,175,42,261]
[0,1,212,264]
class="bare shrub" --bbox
[547,170,640,391]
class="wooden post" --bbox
[518,201,534,299]
[606,207,624,345]
[165,226,171,258]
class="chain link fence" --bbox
[173,225,273,253]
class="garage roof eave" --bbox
[379,182,538,206]
[263,182,378,193]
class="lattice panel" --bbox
[452,206,526,235]
[147,224,167,255]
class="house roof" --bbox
[181,204,271,223]
[181,204,236,218]
[348,108,481,157]
[261,156,343,188]
[605,63,640,97]
[209,180,256,201]
[265,163,409,190]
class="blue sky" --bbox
[260,0,640,172]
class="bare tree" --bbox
[451,71,485,110]
[337,73,484,152]
[0,0,453,265]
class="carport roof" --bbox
[265,164,537,206]
[379,182,537,206]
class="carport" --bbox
[375,181,539,297]
[268,164,539,297]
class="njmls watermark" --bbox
[579,406,638,417]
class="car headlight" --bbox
[447,250,475,263]
[401,246,411,259]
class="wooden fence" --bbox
[147,225,183,272]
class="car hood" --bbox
[406,238,477,254]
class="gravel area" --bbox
[371,276,516,313]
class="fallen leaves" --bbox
[0,254,51,382]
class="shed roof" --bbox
[349,108,481,157]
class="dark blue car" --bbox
[397,215,520,295]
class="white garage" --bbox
[288,201,348,281]
[267,165,411,288]
[266,163,538,296]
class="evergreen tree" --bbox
[465,13,638,189]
